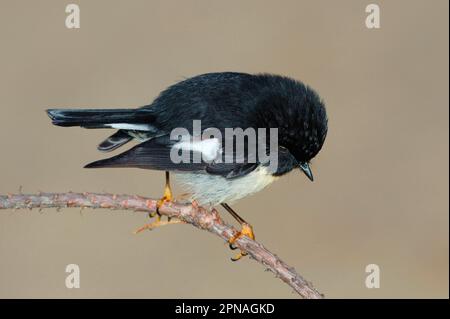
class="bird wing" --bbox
[85,135,259,179]
[85,135,201,171]
[205,162,258,179]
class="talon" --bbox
[134,213,160,234]
[228,223,255,244]
[156,196,169,215]
[231,251,248,262]
[134,216,183,234]
[231,255,240,262]
[135,171,178,234]
[227,223,255,262]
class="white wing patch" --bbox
[173,138,221,161]
[107,123,152,131]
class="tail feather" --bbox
[46,108,155,128]
[98,130,133,152]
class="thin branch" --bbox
[0,192,323,299]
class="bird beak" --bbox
[299,162,314,182]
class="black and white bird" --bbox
[47,72,328,260]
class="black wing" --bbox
[205,162,258,179]
[85,135,260,179]
[85,135,201,171]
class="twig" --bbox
[0,192,323,298]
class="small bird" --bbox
[47,72,328,260]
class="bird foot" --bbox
[134,214,183,234]
[134,180,179,233]
[155,181,173,215]
[228,223,255,261]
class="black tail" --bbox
[46,108,155,128]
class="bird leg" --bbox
[221,203,255,261]
[135,171,182,233]
[156,171,174,213]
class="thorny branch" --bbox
[0,192,323,299]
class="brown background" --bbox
[0,0,448,298]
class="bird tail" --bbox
[46,108,155,129]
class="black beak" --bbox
[299,162,314,182]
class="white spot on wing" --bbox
[107,123,152,131]
[173,138,221,161]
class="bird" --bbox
[46,72,328,261]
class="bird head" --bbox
[286,86,327,181]
[257,77,328,181]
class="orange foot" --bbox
[134,216,183,234]
[134,171,182,233]
[228,223,255,261]
[155,177,173,215]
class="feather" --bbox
[97,130,133,152]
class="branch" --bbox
[0,192,323,299]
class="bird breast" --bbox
[174,166,278,207]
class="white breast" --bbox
[174,166,278,207]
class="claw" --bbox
[231,256,239,262]
[135,171,177,234]
[228,223,255,244]
[134,216,183,234]
[227,223,255,261]
[231,251,248,262]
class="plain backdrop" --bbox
[0,0,448,298]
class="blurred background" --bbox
[0,0,448,298]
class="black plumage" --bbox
[47,72,327,180]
